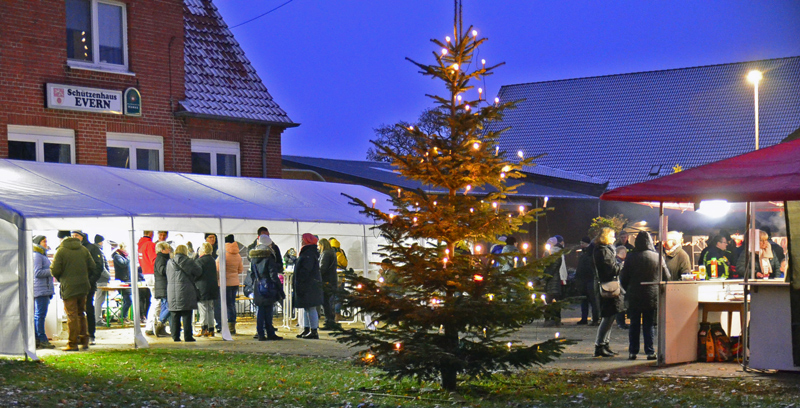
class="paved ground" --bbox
[36,307,773,380]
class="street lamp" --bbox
[747,70,762,150]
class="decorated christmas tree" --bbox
[335,2,570,391]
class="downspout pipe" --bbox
[262,126,272,178]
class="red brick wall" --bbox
[0,0,283,178]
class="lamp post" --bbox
[743,69,762,369]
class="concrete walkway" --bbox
[36,307,768,380]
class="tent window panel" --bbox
[43,143,72,163]
[8,141,36,161]
[107,146,130,169]
[217,153,237,177]
[192,152,212,175]
[136,148,159,171]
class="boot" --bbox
[603,344,618,356]
[296,327,310,338]
[155,322,169,338]
[228,322,236,335]
[199,325,208,337]
[594,345,614,357]
[208,328,215,337]
[302,328,319,339]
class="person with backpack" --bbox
[294,234,324,339]
[247,234,285,341]
[329,237,348,269]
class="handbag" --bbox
[599,279,621,299]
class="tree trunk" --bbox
[440,323,460,391]
[441,366,457,391]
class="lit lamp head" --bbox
[747,70,763,85]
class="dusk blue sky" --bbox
[215,1,800,161]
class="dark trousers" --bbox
[579,280,600,322]
[214,286,238,327]
[256,302,276,338]
[322,281,336,325]
[120,289,133,320]
[86,289,96,337]
[170,310,194,341]
[139,288,151,320]
[628,308,656,356]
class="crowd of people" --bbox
[34,225,350,350]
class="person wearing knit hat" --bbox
[33,234,55,349]
[57,230,71,239]
[94,234,104,245]
[216,234,244,335]
[225,234,235,244]
[294,232,324,339]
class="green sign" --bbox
[124,88,141,116]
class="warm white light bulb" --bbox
[445,36,451,42]
[472,29,478,37]
[478,88,483,95]
[453,63,459,71]
[441,48,448,56]
[494,97,499,105]
[517,150,524,159]
[457,95,462,102]
[472,142,480,150]
[747,70,763,84]
[464,104,470,111]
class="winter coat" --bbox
[665,246,691,281]
[247,246,285,307]
[593,243,625,317]
[112,250,131,282]
[166,253,202,311]
[50,237,95,300]
[319,248,338,285]
[620,232,671,312]
[195,255,220,301]
[543,247,565,298]
[736,248,781,279]
[137,236,156,275]
[216,242,243,287]
[702,247,733,279]
[292,244,324,309]
[575,243,596,283]
[82,239,105,291]
[33,245,54,298]
[153,251,169,299]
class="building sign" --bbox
[45,83,122,115]
[124,88,142,116]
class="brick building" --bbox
[0,0,296,178]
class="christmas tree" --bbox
[335,2,570,391]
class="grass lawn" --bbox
[0,349,798,407]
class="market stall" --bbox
[0,159,390,360]
[601,137,800,369]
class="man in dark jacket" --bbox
[51,235,96,351]
[575,237,599,325]
[620,231,670,360]
[75,231,104,345]
[247,226,283,271]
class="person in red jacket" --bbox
[138,231,158,334]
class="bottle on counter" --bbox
[710,258,718,279]
[698,265,707,280]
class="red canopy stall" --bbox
[601,137,800,370]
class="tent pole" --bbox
[657,202,665,365]
[130,218,148,349]
[19,223,36,361]
[743,202,753,369]
[219,219,232,341]
[362,224,369,324]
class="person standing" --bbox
[542,236,566,327]
[75,231,104,345]
[664,231,691,280]
[615,231,635,251]
[702,235,733,279]
[294,233,324,339]
[112,242,134,325]
[138,231,158,335]
[167,245,202,342]
[501,236,519,271]
[50,234,96,351]
[195,242,219,337]
[152,241,171,337]
[33,235,55,349]
[203,233,218,259]
[318,238,340,330]
[248,234,285,340]
[216,234,243,335]
[614,246,629,330]
[93,235,112,326]
[593,228,624,358]
[575,237,600,326]
[620,231,670,360]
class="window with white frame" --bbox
[7,125,76,164]
[191,140,240,177]
[66,0,128,71]
[106,133,163,171]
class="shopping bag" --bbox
[697,322,715,362]
[709,322,733,362]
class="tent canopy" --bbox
[0,159,391,232]
[600,138,800,203]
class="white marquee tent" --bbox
[0,159,391,359]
